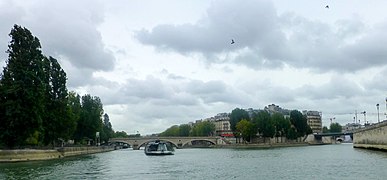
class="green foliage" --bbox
[322,126,329,133]
[159,125,180,137]
[73,94,104,143]
[0,25,111,148]
[101,113,114,143]
[272,113,291,138]
[329,123,342,133]
[253,110,275,141]
[236,119,255,142]
[25,131,41,145]
[42,56,74,145]
[229,108,250,136]
[290,110,310,137]
[286,127,298,140]
[179,124,191,136]
[0,25,46,148]
[191,121,215,136]
[113,131,129,138]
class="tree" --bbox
[253,110,275,143]
[73,94,104,144]
[42,56,74,146]
[179,124,191,137]
[68,91,81,138]
[236,119,255,143]
[113,131,129,138]
[101,113,114,143]
[191,121,215,137]
[160,125,180,137]
[272,113,291,143]
[0,25,46,148]
[286,127,298,140]
[290,110,309,138]
[229,108,250,143]
[330,123,342,133]
[322,126,329,133]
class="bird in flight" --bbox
[325,5,329,9]
[231,39,235,44]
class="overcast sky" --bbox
[1,0,386,135]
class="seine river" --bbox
[1,143,387,179]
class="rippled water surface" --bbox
[1,144,387,180]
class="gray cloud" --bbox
[2,0,386,134]
[0,1,25,62]
[97,75,246,108]
[298,75,364,100]
[135,0,387,73]
[0,0,115,88]
[364,66,387,92]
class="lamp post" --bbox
[360,111,366,125]
[376,104,380,123]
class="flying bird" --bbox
[231,39,235,44]
[325,5,329,9]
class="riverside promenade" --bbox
[353,120,387,151]
[0,146,114,163]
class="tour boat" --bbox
[144,140,174,156]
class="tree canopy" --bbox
[191,121,215,136]
[236,119,255,142]
[230,108,250,136]
[329,122,342,133]
[253,110,275,142]
[290,110,309,137]
[0,25,114,148]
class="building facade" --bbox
[303,110,322,133]
[212,113,233,136]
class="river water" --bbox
[1,143,387,180]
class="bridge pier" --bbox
[132,144,140,150]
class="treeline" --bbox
[0,25,114,149]
[159,108,312,143]
[230,108,312,143]
[159,121,215,137]
[323,122,342,133]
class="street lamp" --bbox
[385,97,387,120]
[330,117,335,124]
[376,104,380,123]
[360,111,366,125]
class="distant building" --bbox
[244,108,261,119]
[212,113,233,136]
[264,104,291,118]
[343,123,362,132]
[303,110,322,133]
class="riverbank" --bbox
[0,146,114,163]
[213,142,308,149]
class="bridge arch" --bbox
[182,139,216,147]
[110,140,134,148]
[137,139,179,149]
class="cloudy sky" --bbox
[1,0,386,135]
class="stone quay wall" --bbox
[353,121,387,151]
[0,146,114,163]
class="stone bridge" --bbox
[353,120,387,151]
[110,137,221,150]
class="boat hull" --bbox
[144,140,175,156]
[144,151,174,156]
